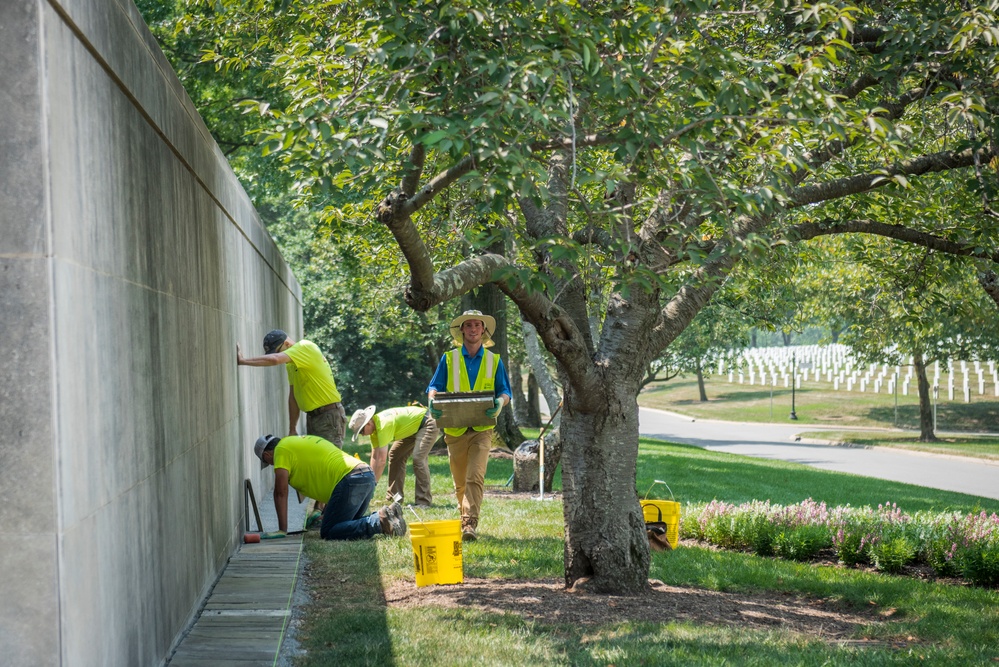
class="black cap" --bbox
[263,329,288,355]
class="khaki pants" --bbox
[444,428,492,526]
[386,418,439,505]
[307,404,346,445]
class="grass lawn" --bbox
[291,439,999,666]
[639,378,999,460]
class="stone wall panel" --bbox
[2,0,303,664]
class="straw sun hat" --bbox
[349,405,376,441]
[449,309,496,348]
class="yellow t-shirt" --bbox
[273,435,362,502]
[370,406,428,449]
[284,340,341,412]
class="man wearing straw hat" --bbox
[426,309,512,541]
[237,330,347,445]
[349,404,440,508]
[252,433,407,540]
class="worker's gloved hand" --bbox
[485,398,504,419]
[261,530,287,540]
[428,400,442,419]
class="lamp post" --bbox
[789,351,798,420]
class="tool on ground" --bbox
[533,399,563,501]
[244,529,304,544]
[407,505,425,524]
[244,479,263,532]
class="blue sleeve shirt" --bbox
[427,346,512,400]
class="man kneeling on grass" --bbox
[253,434,407,540]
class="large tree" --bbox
[192,0,999,592]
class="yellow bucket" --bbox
[641,500,680,550]
[410,520,463,587]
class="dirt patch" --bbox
[384,577,884,641]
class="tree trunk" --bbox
[508,357,531,424]
[522,321,562,430]
[781,331,792,346]
[696,366,708,402]
[750,328,757,347]
[830,327,840,344]
[561,383,650,593]
[543,430,561,491]
[526,372,542,427]
[914,352,938,442]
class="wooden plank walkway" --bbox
[168,536,304,667]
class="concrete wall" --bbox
[0,1,301,664]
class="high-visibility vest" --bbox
[443,348,499,437]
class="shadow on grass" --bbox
[299,534,396,666]
[866,402,999,433]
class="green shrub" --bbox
[958,541,999,587]
[954,511,999,587]
[830,507,876,566]
[773,524,829,561]
[871,535,917,573]
[914,511,963,576]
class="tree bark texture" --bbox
[560,384,650,593]
[508,357,531,425]
[526,372,542,427]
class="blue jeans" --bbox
[320,468,381,540]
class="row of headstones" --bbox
[714,344,999,401]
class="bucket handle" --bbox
[643,479,675,501]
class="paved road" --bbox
[639,407,999,501]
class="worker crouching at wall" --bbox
[253,434,407,540]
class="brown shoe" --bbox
[378,506,392,535]
[387,501,408,536]
[461,518,477,542]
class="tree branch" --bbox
[788,146,995,208]
[402,252,511,312]
[497,281,601,403]
[788,218,999,263]
[400,142,426,197]
[402,154,477,216]
[791,77,937,186]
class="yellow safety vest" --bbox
[443,348,500,437]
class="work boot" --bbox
[387,501,408,536]
[378,506,393,535]
[461,517,477,542]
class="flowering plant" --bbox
[679,499,999,587]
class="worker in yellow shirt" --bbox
[237,330,346,445]
[349,405,439,507]
[252,434,406,540]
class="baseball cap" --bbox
[254,434,281,469]
[263,329,288,355]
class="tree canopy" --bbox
[174,0,999,592]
